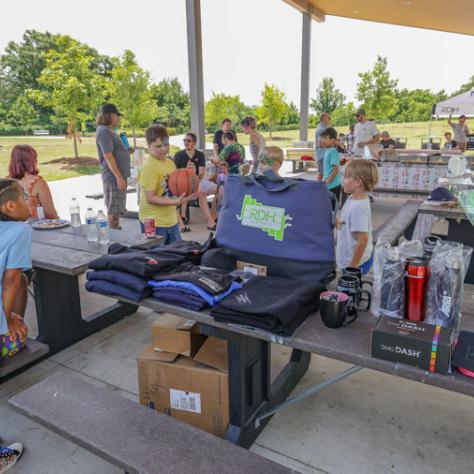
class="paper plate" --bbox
[32,219,70,230]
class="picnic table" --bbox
[412,199,474,283]
[30,222,164,355]
[104,283,474,448]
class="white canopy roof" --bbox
[433,89,474,117]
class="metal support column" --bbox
[186,0,205,149]
[299,11,312,142]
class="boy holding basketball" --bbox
[139,124,194,244]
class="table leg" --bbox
[200,323,310,448]
[33,268,138,354]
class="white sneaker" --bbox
[0,443,23,473]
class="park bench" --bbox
[9,372,294,474]
[32,130,50,136]
[372,199,421,245]
[285,148,317,173]
[85,186,136,200]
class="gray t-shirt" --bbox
[450,122,469,143]
[96,125,131,182]
[336,196,373,269]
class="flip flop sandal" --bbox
[180,225,192,233]
[207,224,217,231]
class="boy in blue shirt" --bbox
[320,127,342,200]
[0,178,31,472]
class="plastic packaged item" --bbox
[96,210,110,245]
[372,239,424,318]
[425,241,472,329]
[37,206,45,223]
[70,198,81,227]
[85,208,98,242]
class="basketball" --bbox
[168,168,200,197]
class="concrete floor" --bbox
[1,194,473,473]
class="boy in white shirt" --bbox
[336,159,379,274]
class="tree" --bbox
[331,102,357,127]
[256,84,287,138]
[0,30,113,131]
[205,93,250,131]
[310,78,345,116]
[152,78,190,132]
[356,56,398,121]
[281,101,300,127]
[452,76,474,97]
[6,93,38,133]
[31,36,107,158]
[109,50,158,146]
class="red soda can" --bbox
[144,218,156,238]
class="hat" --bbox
[460,114,466,119]
[100,103,122,116]
[355,108,366,116]
[428,187,455,202]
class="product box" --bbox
[138,337,229,437]
[151,313,205,358]
[371,316,453,374]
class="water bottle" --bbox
[379,248,405,318]
[96,210,110,245]
[85,208,98,242]
[70,198,81,227]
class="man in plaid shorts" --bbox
[95,103,133,229]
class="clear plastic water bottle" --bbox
[96,210,110,245]
[70,198,81,228]
[85,208,98,242]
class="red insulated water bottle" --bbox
[405,257,430,322]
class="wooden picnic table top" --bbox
[121,283,474,399]
[31,223,164,276]
[418,200,468,220]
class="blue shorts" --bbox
[360,253,374,275]
[140,223,182,245]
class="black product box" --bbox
[371,317,453,374]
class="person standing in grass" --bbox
[95,103,134,229]
[448,114,470,152]
[239,116,266,174]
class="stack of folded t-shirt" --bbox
[86,241,211,302]
[148,262,241,311]
[210,276,324,336]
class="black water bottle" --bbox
[379,248,405,318]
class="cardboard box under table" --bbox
[138,336,229,437]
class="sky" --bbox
[1,0,473,107]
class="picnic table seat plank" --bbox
[9,372,294,474]
[0,339,49,379]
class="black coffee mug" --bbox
[343,266,373,291]
[337,275,372,312]
[320,291,357,328]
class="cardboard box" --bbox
[138,337,229,437]
[151,314,205,357]
[371,316,453,374]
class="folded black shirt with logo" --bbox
[211,276,324,335]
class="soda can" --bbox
[144,218,156,239]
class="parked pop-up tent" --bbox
[432,89,474,118]
[428,89,474,136]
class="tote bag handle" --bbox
[241,171,299,193]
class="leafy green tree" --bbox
[356,56,398,121]
[31,36,106,158]
[256,84,287,138]
[280,101,300,127]
[6,93,38,133]
[109,50,158,146]
[310,78,345,116]
[0,30,113,131]
[152,78,190,133]
[331,102,357,126]
[205,93,250,131]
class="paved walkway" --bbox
[1,180,473,472]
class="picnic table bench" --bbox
[0,221,164,382]
[10,372,293,474]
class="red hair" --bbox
[9,145,39,179]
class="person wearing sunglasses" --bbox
[352,108,380,158]
[173,133,217,230]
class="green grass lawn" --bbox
[0,120,469,181]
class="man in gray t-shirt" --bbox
[315,113,331,180]
[95,103,132,229]
[448,114,470,152]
